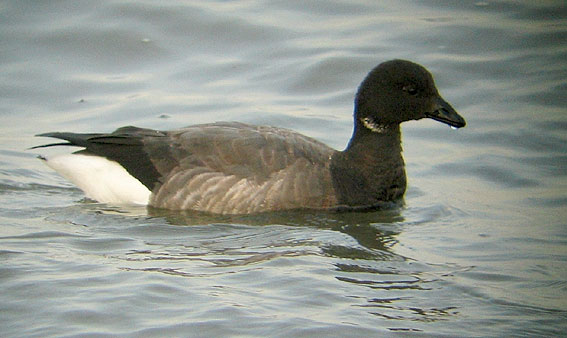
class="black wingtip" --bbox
[35,132,61,138]
[30,131,75,149]
[31,131,95,149]
[29,142,75,150]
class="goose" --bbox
[33,59,466,214]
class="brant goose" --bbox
[34,59,466,214]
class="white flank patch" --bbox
[43,154,151,205]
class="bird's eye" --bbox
[403,85,418,96]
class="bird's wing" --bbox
[145,122,338,213]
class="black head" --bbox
[354,59,465,130]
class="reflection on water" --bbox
[96,202,466,327]
[149,206,405,257]
[1,0,567,336]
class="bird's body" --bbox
[34,60,466,214]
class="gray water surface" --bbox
[1,1,566,337]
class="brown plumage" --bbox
[34,59,466,214]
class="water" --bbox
[1,0,566,336]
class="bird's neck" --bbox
[330,120,406,207]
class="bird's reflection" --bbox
[146,204,405,257]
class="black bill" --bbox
[426,97,466,128]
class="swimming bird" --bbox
[33,59,466,214]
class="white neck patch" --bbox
[361,117,388,133]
